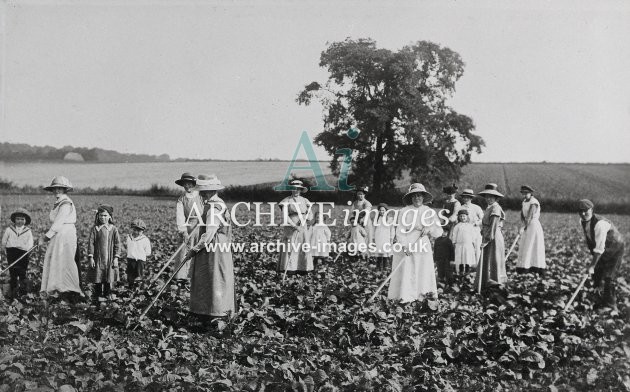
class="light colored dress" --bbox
[459,202,484,231]
[347,225,368,256]
[310,223,332,258]
[474,202,507,289]
[189,195,235,317]
[517,197,546,269]
[367,215,395,257]
[41,194,82,294]
[278,195,313,272]
[388,205,443,302]
[175,191,204,280]
[451,222,481,269]
[351,199,373,213]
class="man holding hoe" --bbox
[578,199,625,311]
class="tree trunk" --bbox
[372,122,389,193]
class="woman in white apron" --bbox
[516,185,546,274]
[40,176,83,301]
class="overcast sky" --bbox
[1,0,629,162]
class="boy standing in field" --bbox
[2,208,35,298]
[577,199,625,311]
[125,219,151,289]
[434,226,455,285]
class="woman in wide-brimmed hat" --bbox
[183,174,235,319]
[516,185,546,274]
[174,172,203,282]
[388,183,444,302]
[40,176,83,299]
[474,183,508,291]
[367,202,395,271]
[277,179,313,274]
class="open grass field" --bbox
[458,163,630,204]
[0,194,629,391]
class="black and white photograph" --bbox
[1,0,629,390]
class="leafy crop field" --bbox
[1,195,629,391]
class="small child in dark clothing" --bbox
[434,227,455,285]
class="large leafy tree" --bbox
[297,38,484,193]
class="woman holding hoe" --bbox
[184,174,235,319]
[388,183,443,302]
[474,183,508,292]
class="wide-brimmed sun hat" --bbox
[10,208,32,225]
[520,185,535,193]
[288,179,308,193]
[131,218,147,231]
[402,183,433,205]
[478,183,504,198]
[460,189,475,198]
[43,176,73,192]
[175,172,197,187]
[195,174,225,192]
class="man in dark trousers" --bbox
[578,199,625,311]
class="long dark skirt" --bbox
[474,230,507,290]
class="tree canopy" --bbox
[297,38,484,193]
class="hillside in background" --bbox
[0,142,170,163]
[458,163,630,203]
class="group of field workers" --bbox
[1,174,625,318]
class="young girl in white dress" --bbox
[309,208,332,269]
[346,211,368,261]
[451,209,481,275]
[367,203,395,271]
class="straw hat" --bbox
[131,218,147,231]
[460,189,475,198]
[402,183,433,205]
[195,174,225,191]
[10,208,31,225]
[288,179,308,193]
[478,183,504,198]
[43,176,73,192]
[175,172,197,187]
